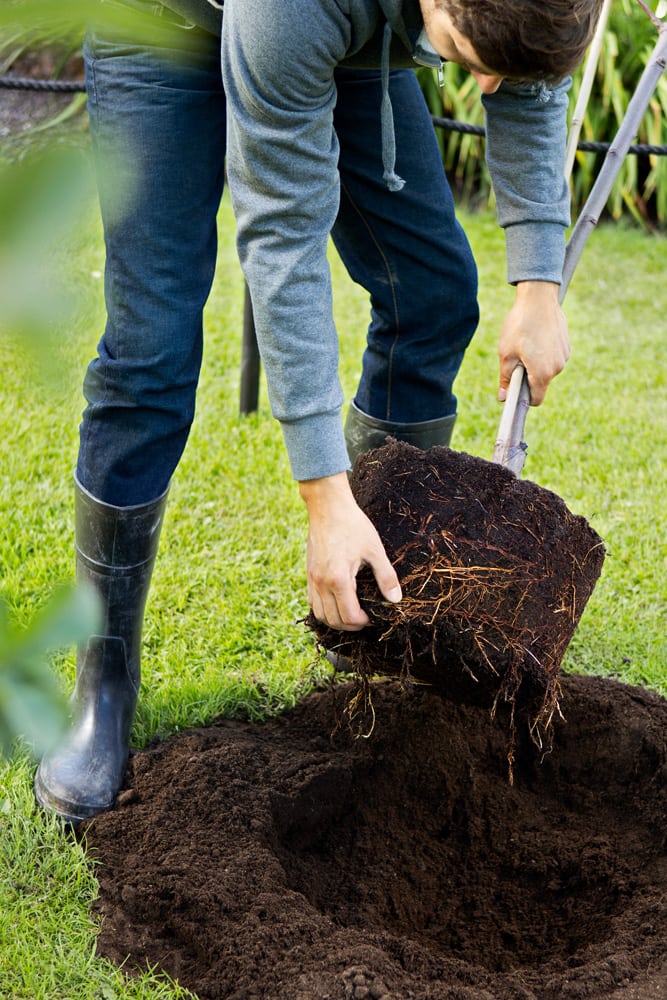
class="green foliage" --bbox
[0,7,82,74]
[0,0,195,53]
[0,586,100,758]
[0,147,95,346]
[569,0,667,224]
[0,7,103,764]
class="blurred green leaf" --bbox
[0,144,96,352]
[0,0,190,45]
[0,584,101,758]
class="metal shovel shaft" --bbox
[562,22,667,298]
[493,19,667,476]
[492,364,531,473]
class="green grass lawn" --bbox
[1,190,665,999]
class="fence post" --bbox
[239,282,261,415]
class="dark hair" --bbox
[440,0,604,82]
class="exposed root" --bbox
[306,440,605,773]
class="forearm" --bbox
[483,78,571,285]
[222,0,351,481]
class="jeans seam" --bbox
[339,177,400,421]
[85,46,98,107]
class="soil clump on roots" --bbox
[308,440,605,754]
[83,673,667,1000]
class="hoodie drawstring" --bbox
[380,21,406,192]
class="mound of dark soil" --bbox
[308,441,605,744]
[82,673,667,1000]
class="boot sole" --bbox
[33,769,111,827]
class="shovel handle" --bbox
[492,364,530,475]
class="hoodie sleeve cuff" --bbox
[504,221,566,286]
[281,411,350,482]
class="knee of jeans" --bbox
[414,263,478,349]
[369,280,479,358]
[83,350,200,423]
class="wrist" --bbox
[515,280,560,299]
[299,472,353,512]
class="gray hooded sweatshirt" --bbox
[163,0,571,481]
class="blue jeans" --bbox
[78,20,478,506]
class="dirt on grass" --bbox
[81,671,667,1000]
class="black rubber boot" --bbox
[34,477,168,825]
[344,400,456,467]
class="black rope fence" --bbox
[431,115,667,157]
[0,75,86,92]
[2,75,667,156]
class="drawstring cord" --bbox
[380,22,406,192]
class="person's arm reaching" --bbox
[222,0,398,628]
[483,78,572,403]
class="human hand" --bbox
[497,281,570,406]
[299,472,402,631]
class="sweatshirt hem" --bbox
[505,222,566,285]
[281,412,350,482]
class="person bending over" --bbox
[35,0,603,824]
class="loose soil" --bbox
[82,672,667,1000]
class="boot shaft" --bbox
[345,400,456,466]
[75,476,168,681]
[76,476,168,569]
[34,480,169,824]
